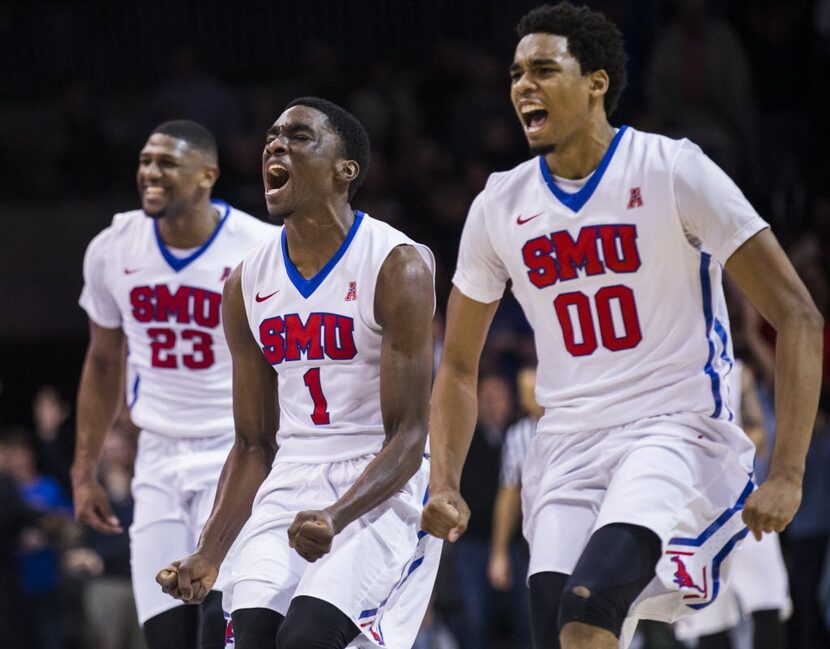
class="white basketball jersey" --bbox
[240,211,434,462]
[80,201,275,439]
[454,127,768,435]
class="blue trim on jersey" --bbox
[538,125,628,213]
[128,373,140,410]
[713,318,735,420]
[699,252,724,418]
[669,477,754,547]
[687,526,750,610]
[154,199,231,273]
[282,210,364,299]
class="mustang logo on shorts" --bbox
[670,555,706,595]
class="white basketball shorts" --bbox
[130,429,234,624]
[522,411,756,633]
[224,454,442,648]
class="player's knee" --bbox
[558,581,630,638]
[143,605,198,649]
[231,607,282,649]
[276,596,359,649]
[276,622,347,649]
[557,523,661,637]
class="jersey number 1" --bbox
[554,284,642,356]
[303,368,331,425]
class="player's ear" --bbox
[588,69,609,99]
[199,165,220,189]
[337,160,359,184]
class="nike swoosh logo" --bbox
[255,289,280,302]
[124,267,142,274]
[516,212,542,225]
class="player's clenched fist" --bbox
[741,475,802,541]
[420,489,470,542]
[156,554,218,604]
[288,510,336,562]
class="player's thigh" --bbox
[295,460,439,648]
[183,440,235,591]
[522,431,613,578]
[595,415,753,543]
[225,516,307,617]
[130,446,193,624]
[131,517,196,624]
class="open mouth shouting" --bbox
[265,163,290,197]
[520,101,549,135]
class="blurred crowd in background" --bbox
[2,0,830,647]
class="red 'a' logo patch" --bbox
[219,266,232,282]
[627,187,643,209]
[345,281,357,301]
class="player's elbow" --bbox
[787,302,824,337]
[390,426,428,478]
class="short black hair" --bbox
[516,2,628,116]
[285,96,370,201]
[151,119,218,161]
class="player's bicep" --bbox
[725,229,819,330]
[86,320,126,365]
[442,287,499,379]
[375,245,434,440]
[222,265,279,446]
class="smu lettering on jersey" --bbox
[80,200,275,439]
[454,126,768,435]
[241,211,434,462]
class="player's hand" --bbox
[742,474,802,541]
[72,476,123,534]
[420,488,470,542]
[487,549,513,591]
[288,510,336,562]
[156,554,219,604]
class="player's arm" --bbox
[725,228,824,539]
[488,484,522,591]
[157,264,278,602]
[420,287,499,542]
[287,245,434,562]
[740,364,767,456]
[71,321,127,534]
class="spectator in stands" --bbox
[0,429,73,649]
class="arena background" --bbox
[1,1,829,648]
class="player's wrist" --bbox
[323,505,346,535]
[766,466,804,486]
[195,544,225,571]
[428,480,461,496]
[70,461,99,484]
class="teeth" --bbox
[268,164,287,177]
[521,104,546,114]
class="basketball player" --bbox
[72,120,274,649]
[156,97,441,649]
[420,4,823,649]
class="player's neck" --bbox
[157,199,220,248]
[543,120,615,180]
[283,203,355,280]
